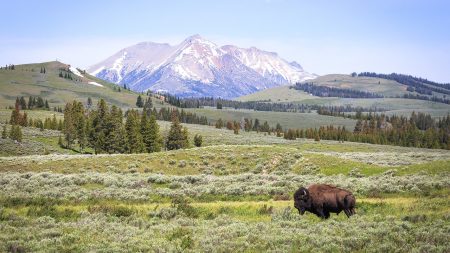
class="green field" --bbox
[0,140,449,252]
[187,107,357,130]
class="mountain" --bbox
[88,35,316,98]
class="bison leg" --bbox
[324,211,330,219]
[316,208,327,219]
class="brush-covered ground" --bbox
[1,119,450,252]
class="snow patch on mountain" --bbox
[88,35,317,98]
[88,81,104,87]
[69,66,84,78]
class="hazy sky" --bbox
[1,0,449,82]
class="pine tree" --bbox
[1,125,7,139]
[58,135,64,148]
[141,112,162,153]
[125,109,144,153]
[166,114,188,150]
[136,95,144,108]
[9,125,22,142]
[10,100,22,125]
[144,97,153,111]
[215,118,224,129]
[28,96,34,109]
[63,102,76,148]
[194,134,202,147]
[19,97,27,110]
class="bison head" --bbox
[293,187,311,215]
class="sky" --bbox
[1,0,450,82]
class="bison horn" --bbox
[302,189,307,195]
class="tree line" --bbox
[161,93,385,113]
[293,82,384,98]
[10,96,50,110]
[281,112,450,150]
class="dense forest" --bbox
[293,82,383,98]
[61,99,193,154]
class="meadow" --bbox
[1,129,449,251]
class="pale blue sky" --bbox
[1,0,449,82]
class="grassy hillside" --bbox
[0,61,144,108]
[237,75,450,118]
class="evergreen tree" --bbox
[136,95,144,108]
[37,97,44,108]
[1,125,7,139]
[19,97,27,110]
[9,125,22,142]
[87,97,92,108]
[143,97,153,111]
[141,112,162,153]
[166,114,188,150]
[63,102,76,148]
[125,109,144,153]
[215,118,224,129]
[28,96,34,109]
[58,135,64,148]
[10,100,22,125]
[194,134,202,147]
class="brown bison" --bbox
[294,184,356,219]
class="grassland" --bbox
[186,107,357,130]
[0,141,449,252]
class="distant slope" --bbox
[237,74,450,118]
[307,74,409,97]
[237,85,318,102]
[0,61,145,108]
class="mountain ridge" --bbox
[88,35,316,98]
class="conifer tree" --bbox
[63,102,76,148]
[136,95,144,108]
[166,114,188,150]
[144,97,153,111]
[125,109,144,153]
[28,96,34,109]
[19,97,27,110]
[10,100,22,125]
[1,125,7,139]
[141,111,162,153]
[194,134,202,147]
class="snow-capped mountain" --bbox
[88,34,316,98]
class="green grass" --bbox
[0,61,159,109]
[236,75,450,118]
[185,107,357,130]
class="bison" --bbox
[294,184,356,219]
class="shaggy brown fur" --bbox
[294,184,356,219]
